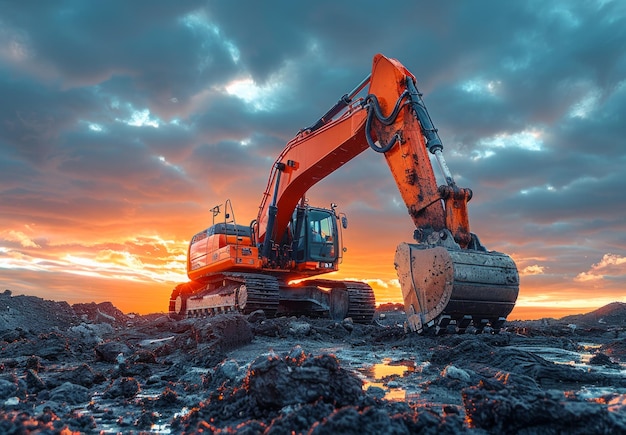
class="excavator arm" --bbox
[255,53,519,333]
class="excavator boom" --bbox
[257,54,471,256]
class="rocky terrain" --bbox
[1,289,625,434]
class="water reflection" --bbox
[359,358,416,401]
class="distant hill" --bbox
[560,302,626,326]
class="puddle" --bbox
[358,358,417,401]
[576,386,626,400]
[516,344,626,377]
[81,389,177,434]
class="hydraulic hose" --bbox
[365,91,408,126]
[364,91,409,153]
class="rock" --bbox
[600,340,626,362]
[365,385,386,399]
[430,336,615,389]
[70,363,103,388]
[103,377,141,399]
[132,349,157,364]
[95,341,132,362]
[288,345,305,362]
[25,369,47,393]
[135,410,159,430]
[3,396,19,407]
[69,322,114,345]
[189,314,253,349]
[252,319,280,337]
[324,405,462,435]
[289,320,312,336]
[0,329,26,343]
[72,302,129,325]
[26,355,44,371]
[215,359,240,382]
[442,365,471,383]
[342,318,354,332]
[0,378,19,400]
[154,387,179,408]
[263,401,336,434]
[247,310,266,323]
[49,382,90,405]
[36,332,72,361]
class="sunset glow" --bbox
[1,2,625,318]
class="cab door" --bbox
[306,209,337,262]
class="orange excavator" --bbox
[169,54,519,333]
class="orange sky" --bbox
[1,2,625,320]
[1,184,623,320]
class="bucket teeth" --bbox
[435,315,451,335]
[491,317,506,330]
[456,315,473,333]
[475,318,490,333]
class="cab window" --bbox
[307,210,336,261]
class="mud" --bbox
[1,291,625,434]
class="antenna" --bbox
[210,204,222,225]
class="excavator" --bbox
[169,53,519,333]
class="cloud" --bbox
[0,0,625,316]
[521,265,545,276]
[2,230,40,248]
[2,235,179,273]
[575,253,626,282]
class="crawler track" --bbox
[169,273,279,319]
[170,275,376,324]
[341,281,376,323]
[303,279,376,324]
[227,273,280,316]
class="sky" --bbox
[1,0,625,319]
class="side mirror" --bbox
[341,216,348,229]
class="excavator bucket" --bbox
[395,243,519,333]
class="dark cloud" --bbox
[0,74,99,163]
[0,0,625,313]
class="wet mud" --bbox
[1,291,625,434]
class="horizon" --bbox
[1,1,625,316]
[1,287,613,322]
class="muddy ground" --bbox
[1,289,625,434]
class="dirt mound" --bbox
[173,347,465,434]
[72,301,129,325]
[0,290,77,335]
[463,376,626,433]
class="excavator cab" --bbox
[291,205,340,273]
